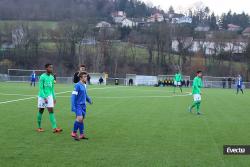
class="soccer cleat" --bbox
[79,134,88,140]
[71,132,80,141]
[53,128,63,133]
[37,128,45,132]
[197,112,202,115]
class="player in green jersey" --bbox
[37,64,62,133]
[173,71,183,93]
[189,70,203,115]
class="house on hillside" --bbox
[195,25,210,32]
[172,16,192,24]
[242,27,250,37]
[121,18,136,28]
[96,21,112,28]
[147,13,164,23]
[227,24,241,32]
[111,11,126,24]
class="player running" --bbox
[189,70,203,115]
[173,71,183,93]
[71,72,92,141]
[36,64,62,133]
[236,75,244,94]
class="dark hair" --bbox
[80,64,86,68]
[45,63,52,68]
[197,70,202,74]
[79,71,88,78]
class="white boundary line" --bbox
[0,86,124,105]
[56,92,192,99]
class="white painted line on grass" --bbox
[56,92,192,99]
[0,86,124,105]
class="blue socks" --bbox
[79,122,84,135]
[73,121,84,135]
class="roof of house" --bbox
[243,27,250,34]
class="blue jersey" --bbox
[237,77,243,86]
[31,73,36,80]
[71,82,91,112]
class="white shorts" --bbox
[38,95,54,108]
[174,81,181,86]
[193,94,201,102]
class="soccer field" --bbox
[0,82,250,167]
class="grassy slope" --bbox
[0,82,250,167]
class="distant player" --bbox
[189,70,203,115]
[71,72,92,140]
[37,64,62,133]
[73,65,87,84]
[30,71,36,87]
[173,71,183,93]
[236,75,244,94]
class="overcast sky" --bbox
[142,0,250,15]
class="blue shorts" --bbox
[31,78,36,82]
[75,105,86,117]
[237,85,242,89]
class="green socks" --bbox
[190,101,201,113]
[37,112,43,128]
[196,101,201,113]
[49,112,57,129]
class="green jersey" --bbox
[192,76,203,94]
[174,73,182,82]
[38,73,56,99]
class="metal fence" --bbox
[1,75,250,89]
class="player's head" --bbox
[45,63,53,74]
[79,65,86,72]
[196,70,202,77]
[79,71,88,84]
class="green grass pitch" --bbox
[0,82,250,167]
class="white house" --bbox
[121,18,136,28]
[195,25,210,32]
[227,24,241,32]
[242,27,250,37]
[96,21,112,28]
[112,11,126,24]
[147,13,164,23]
[172,16,192,24]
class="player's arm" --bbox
[86,93,92,104]
[71,85,79,112]
[73,72,78,83]
[52,78,56,104]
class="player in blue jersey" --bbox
[71,72,92,140]
[30,71,36,87]
[236,75,244,94]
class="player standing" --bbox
[189,70,203,115]
[30,71,36,87]
[37,64,62,133]
[173,71,183,93]
[236,75,244,94]
[71,72,92,140]
[73,65,87,84]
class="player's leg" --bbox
[173,81,177,93]
[179,85,183,93]
[37,97,45,132]
[79,110,88,139]
[48,108,62,133]
[196,101,201,115]
[236,86,239,94]
[37,108,45,132]
[241,87,244,94]
[46,96,62,133]
[189,101,197,112]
